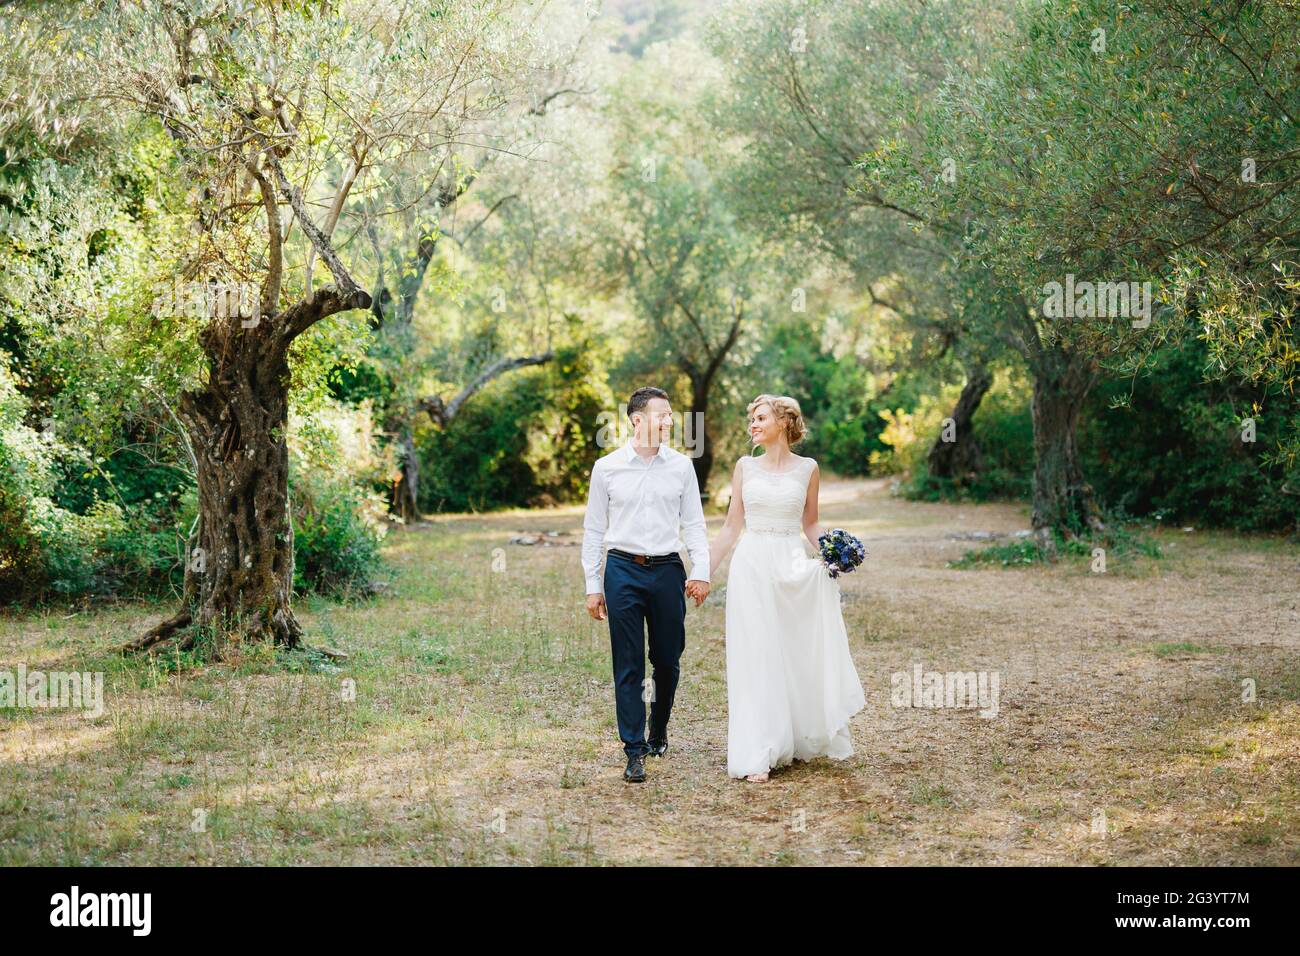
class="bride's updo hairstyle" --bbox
[747,394,808,446]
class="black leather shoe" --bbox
[624,754,647,783]
[650,723,670,759]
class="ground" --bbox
[2,476,1297,865]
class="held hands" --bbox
[588,584,707,617]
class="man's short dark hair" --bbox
[628,386,670,421]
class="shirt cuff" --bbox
[585,577,604,596]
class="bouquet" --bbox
[817,528,866,579]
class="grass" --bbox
[948,523,1163,572]
[948,540,1042,568]
[1152,642,1229,659]
[0,475,1297,865]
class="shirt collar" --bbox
[625,439,669,463]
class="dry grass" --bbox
[1,477,1297,865]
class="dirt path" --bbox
[1,476,1296,865]
[398,476,1300,865]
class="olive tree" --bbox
[33,0,542,653]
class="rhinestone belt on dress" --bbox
[745,524,800,536]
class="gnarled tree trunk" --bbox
[126,285,371,657]
[927,363,992,480]
[180,342,300,651]
[1029,346,1103,546]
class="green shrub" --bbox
[91,505,188,599]
[24,491,187,603]
[47,440,194,600]
[419,342,612,512]
[899,368,1034,502]
[0,363,139,602]
[1080,336,1300,533]
[287,399,391,597]
[2,378,394,604]
[900,338,1299,535]
[290,469,387,597]
[0,456,46,602]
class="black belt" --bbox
[609,548,682,567]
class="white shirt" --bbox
[581,439,711,595]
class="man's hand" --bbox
[685,580,710,607]
[586,593,607,621]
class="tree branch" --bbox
[244,151,283,317]
[420,352,555,427]
[263,148,363,300]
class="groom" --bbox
[582,387,710,783]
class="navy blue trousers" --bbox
[603,551,687,758]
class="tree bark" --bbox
[367,173,503,522]
[1029,346,1103,546]
[678,299,743,500]
[129,285,370,656]
[689,376,714,500]
[389,426,421,522]
[926,363,992,480]
[180,346,300,652]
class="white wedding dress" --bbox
[725,455,866,778]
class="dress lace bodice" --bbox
[741,455,814,535]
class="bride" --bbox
[708,395,866,782]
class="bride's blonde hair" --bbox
[747,394,808,446]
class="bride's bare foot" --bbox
[745,771,770,782]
